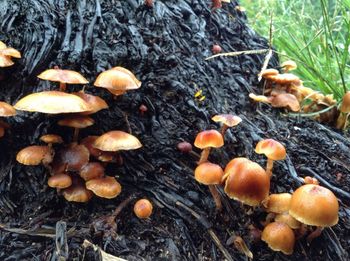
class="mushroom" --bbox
[194,162,224,210]
[72,91,108,115]
[94,67,141,97]
[289,184,339,242]
[48,173,72,189]
[63,183,93,202]
[0,41,21,67]
[267,73,301,85]
[222,158,270,207]
[134,199,153,219]
[16,145,53,166]
[40,134,63,146]
[336,91,350,130]
[85,176,122,199]
[262,193,292,214]
[274,213,301,230]
[249,93,300,112]
[194,130,224,164]
[14,91,92,114]
[212,44,222,54]
[281,60,297,73]
[55,143,90,172]
[259,68,279,79]
[211,114,242,137]
[0,102,16,138]
[261,222,295,255]
[79,162,105,181]
[37,68,88,92]
[58,115,94,142]
[93,130,142,152]
[255,139,286,177]
[80,135,116,162]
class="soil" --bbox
[0,0,349,260]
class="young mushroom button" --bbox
[194,130,224,164]
[134,199,153,219]
[261,222,295,255]
[86,176,122,199]
[211,114,242,137]
[255,139,286,177]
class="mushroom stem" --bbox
[73,128,80,142]
[266,158,274,177]
[220,124,229,137]
[59,82,66,92]
[307,226,324,243]
[198,148,211,164]
[208,185,222,211]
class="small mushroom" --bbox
[72,91,108,115]
[40,134,63,145]
[212,44,222,54]
[262,193,292,214]
[134,199,153,219]
[336,91,350,130]
[86,176,122,199]
[261,222,295,255]
[259,68,279,79]
[56,143,90,172]
[0,102,16,138]
[255,139,286,177]
[16,145,53,166]
[63,183,93,202]
[93,130,142,152]
[281,60,297,73]
[0,41,21,67]
[37,68,88,92]
[48,173,72,189]
[194,162,224,210]
[274,213,301,229]
[194,130,224,164]
[58,115,94,142]
[211,114,242,137]
[79,162,105,181]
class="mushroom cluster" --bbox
[190,117,339,256]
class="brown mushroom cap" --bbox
[194,162,224,185]
[93,131,142,152]
[275,213,301,229]
[0,102,16,117]
[37,69,88,84]
[224,157,250,178]
[14,91,92,114]
[40,134,63,144]
[56,143,90,171]
[72,91,108,115]
[0,42,21,67]
[16,145,52,165]
[268,73,301,85]
[86,176,122,199]
[340,91,350,113]
[260,68,279,78]
[262,193,292,214]
[63,184,93,202]
[223,159,270,206]
[211,114,242,127]
[255,139,286,161]
[281,60,297,71]
[269,93,300,112]
[58,115,94,129]
[134,199,153,219]
[289,184,339,227]
[261,222,295,255]
[194,130,224,149]
[79,162,105,181]
[94,67,141,91]
[48,173,72,189]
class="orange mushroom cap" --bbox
[281,60,297,71]
[94,67,141,91]
[275,213,301,229]
[0,56,15,67]
[63,184,93,202]
[255,139,286,161]
[289,184,339,227]
[262,193,292,214]
[37,69,88,84]
[16,145,52,165]
[86,176,122,199]
[340,91,350,113]
[223,159,270,206]
[261,222,295,255]
[134,199,153,219]
[269,93,300,112]
[267,73,301,85]
[79,162,105,181]
[14,91,92,114]
[194,130,224,149]
[58,115,94,129]
[194,162,224,185]
[224,157,250,178]
[93,130,142,152]
[211,114,242,127]
[0,102,16,117]
[48,173,72,189]
[260,68,279,78]
[40,134,63,144]
[72,91,108,115]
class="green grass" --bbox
[239,0,350,101]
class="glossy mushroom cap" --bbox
[16,145,52,165]
[94,67,141,91]
[0,102,16,117]
[194,130,224,149]
[40,134,63,144]
[0,41,21,67]
[58,115,94,129]
[281,60,297,71]
[269,93,300,112]
[289,184,339,227]
[261,222,295,255]
[63,184,93,202]
[14,91,91,114]
[340,91,350,113]
[194,162,224,185]
[93,130,142,152]
[275,213,301,229]
[79,162,105,181]
[260,68,279,78]
[134,199,153,219]
[223,159,270,206]
[267,73,301,85]
[48,173,72,189]
[37,69,88,84]
[72,91,108,115]
[56,143,90,171]
[86,176,122,199]
[255,139,286,161]
[211,114,242,127]
[262,193,292,214]
[224,157,250,178]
